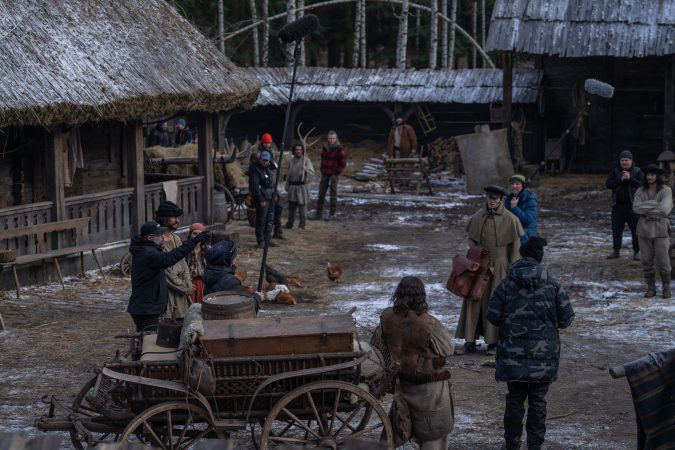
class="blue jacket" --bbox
[127,235,196,315]
[487,258,575,383]
[505,189,538,245]
[203,265,243,295]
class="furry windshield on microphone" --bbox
[584,79,615,99]
[278,14,320,44]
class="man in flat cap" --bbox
[606,150,644,260]
[127,221,210,331]
[155,200,193,319]
[633,164,673,298]
[455,185,523,356]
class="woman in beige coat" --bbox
[633,164,673,298]
[455,185,523,355]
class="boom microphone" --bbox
[278,14,320,44]
[584,79,615,99]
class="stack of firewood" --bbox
[427,137,463,175]
[353,157,386,181]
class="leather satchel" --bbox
[447,245,494,302]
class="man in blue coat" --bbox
[505,174,538,245]
[127,221,210,331]
[488,236,575,450]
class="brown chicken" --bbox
[241,284,256,295]
[234,271,248,283]
[275,292,298,305]
[326,262,342,283]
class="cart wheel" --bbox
[259,381,393,450]
[231,191,248,221]
[70,376,122,449]
[118,401,224,448]
[222,187,237,224]
[120,253,132,277]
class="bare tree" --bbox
[261,0,269,66]
[297,0,306,66]
[481,0,487,67]
[472,1,477,68]
[218,0,225,53]
[429,0,438,69]
[286,0,297,67]
[396,0,409,69]
[352,0,362,67]
[359,0,366,67]
[449,0,457,68]
[249,0,260,66]
[441,0,448,68]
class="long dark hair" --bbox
[391,276,428,316]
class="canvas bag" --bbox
[447,245,493,301]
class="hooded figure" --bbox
[487,236,575,450]
[202,240,242,295]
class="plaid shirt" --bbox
[320,144,346,176]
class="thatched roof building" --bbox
[244,67,542,106]
[486,0,675,57]
[0,0,260,127]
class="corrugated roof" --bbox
[244,67,542,106]
[486,0,675,57]
[0,0,260,127]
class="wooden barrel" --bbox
[202,292,256,320]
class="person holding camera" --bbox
[605,150,644,260]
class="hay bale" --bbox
[226,162,248,189]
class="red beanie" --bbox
[261,133,273,144]
[189,223,206,233]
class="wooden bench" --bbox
[0,218,104,299]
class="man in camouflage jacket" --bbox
[487,236,575,450]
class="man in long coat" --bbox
[387,111,418,159]
[455,185,523,355]
[284,142,315,230]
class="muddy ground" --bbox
[1,173,673,449]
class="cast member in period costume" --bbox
[285,142,315,230]
[633,164,673,298]
[455,185,523,356]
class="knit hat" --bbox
[176,118,187,127]
[189,223,206,234]
[261,133,273,144]
[394,111,404,119]
[520,236,547,263]
[619,150,633,160]
[155,200,183,218]
[509,174,527,184]
[260,151,271,161]
[140,221,167,237]
[206,240,238,266]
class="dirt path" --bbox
[1,174,671,449]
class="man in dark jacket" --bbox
[147,120,171,147]
[202,240,262,310]
[606,150,644,260]
[488,236,575,450]
[248,150,280,249]
[127,221,209,332]
[505,174,537,245]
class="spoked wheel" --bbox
[259,381,393,450]
[120,253,132,277]
[69,376,122,449]
[119,401,224,449]
[222,187,237,224]
[231,191,249,221]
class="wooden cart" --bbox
[36,316,395,450]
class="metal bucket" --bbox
[156,318,183,348]
[213,190,229,224]
[202,291,256,320]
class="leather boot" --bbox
[644,274,657,298]
[607,249,620,259]
[661,273,671,299]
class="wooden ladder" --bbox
[415,104,437,135]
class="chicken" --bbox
[234,271,248,283]
[275,292,298,305]
[241,284,256,295]
[327,262,342,283]
[286,276,303,288]
[265,264,302,287]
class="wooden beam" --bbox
[198,114,214,223]
[664,56,674,153]
[126,122,145,234]
[48,130,66,222]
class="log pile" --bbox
[428,137,463,175]
[353,157,386,181]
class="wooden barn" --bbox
[0,0,258,286]
[229,67,542,158]
[487,0,675,172]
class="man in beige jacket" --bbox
[455,185,523,356]
[633,164,673,298]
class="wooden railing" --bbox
[144,176,204,226]
[65,188,135,244]
[0,202,54,254]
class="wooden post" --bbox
[48,130,66,222]
[502,52,513,156]
[664,56,674,153]
[126,122,145,234]
[198,114,214,223]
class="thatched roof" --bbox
[487,0,675,57]
[0,0,260,127]
[244,67,542,106]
